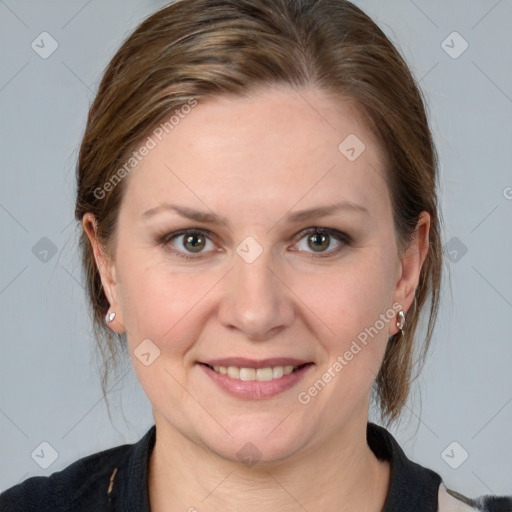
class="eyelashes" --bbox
[156,227,352,261]
[157,229,218,260]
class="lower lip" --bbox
[198,363,314,400]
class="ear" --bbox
[82,212,125,334]
[389,211,430,336]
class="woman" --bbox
[1,0,510,510]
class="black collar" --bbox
[367,422,441,511]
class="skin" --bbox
[84,85,430,512]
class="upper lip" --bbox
[200,357,312,369]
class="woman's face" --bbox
[85,85,428,463]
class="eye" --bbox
[292,227,351,257]
[158,229,218,260]
[157,227,351,261]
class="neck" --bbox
[148,413,390,512]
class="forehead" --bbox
[121,86,390,221]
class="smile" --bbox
[198,362,314,399]
[203,363,303,381]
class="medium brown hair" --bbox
[74,0,444,427]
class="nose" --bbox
[217,247,295,341]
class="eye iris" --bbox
[184,233,205,252]
[308,232,329,252]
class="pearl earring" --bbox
[105,311,116,324]
[396,310,406,331]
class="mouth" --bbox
[198,360,314,399]
[200,362,312,381]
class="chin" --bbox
[198,417,313,466]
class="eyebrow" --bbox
[141,201,369,225]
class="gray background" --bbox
[1,0,511,500]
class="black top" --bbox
[1,422,510,511]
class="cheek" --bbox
[117,254,218,354]
[291,251,395,339]
[291,251,396,401]
[118,265,209,401]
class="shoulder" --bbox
[438,483,512,512]
[0,439,134,512]
[367,422,512,512]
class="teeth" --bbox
[210,364,298,381]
